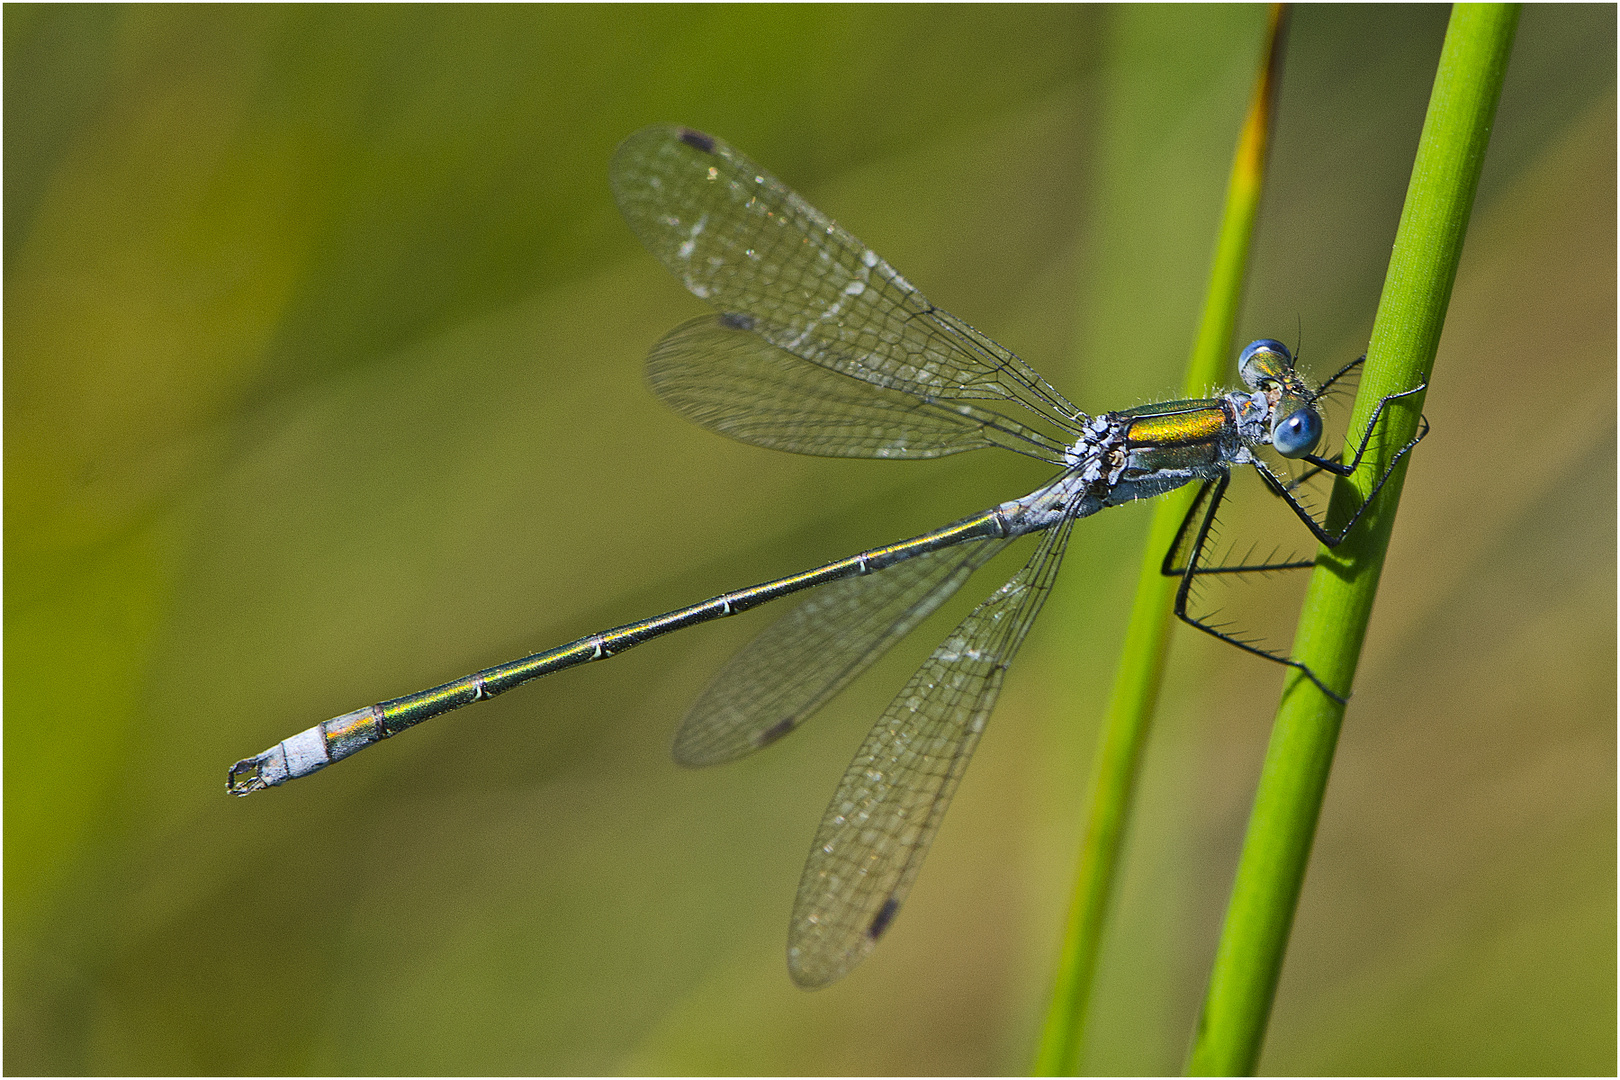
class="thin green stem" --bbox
[1034,7,1289,1074]
[1185,7,1519,1075]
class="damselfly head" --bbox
[1238,339,1322,459]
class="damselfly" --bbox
[228,125,1425,989]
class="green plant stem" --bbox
[1033,7,1289,1074]
[1185,6,1519,1075]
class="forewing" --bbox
[674,535,1013,766]
[611,125,1083,438]
[787,515,1076,988]
[648,314,1062,460]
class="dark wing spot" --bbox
[867,896,900,940]
[678,128,717,153]
[752,715,795,748]
[720,312,755,332]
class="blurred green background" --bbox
[6,5,1613,1074]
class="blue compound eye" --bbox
[1238,338,1291,369]
[1239,339,1293,390]
[1273,407,1322,458]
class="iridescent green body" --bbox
[1118,399,1232,474]
[1119,399,1228,445]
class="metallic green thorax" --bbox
[1116,399,1232,475]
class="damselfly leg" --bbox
[1163,379,1430,700]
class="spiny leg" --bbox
[1163,475,1346,702]
[1315,353,1366,396]
[1161,478,1317,579]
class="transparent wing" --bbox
[787,514,1076,988]
[648,314,1066,462]
[674,534,1014,767]
[611,124,1084,451]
